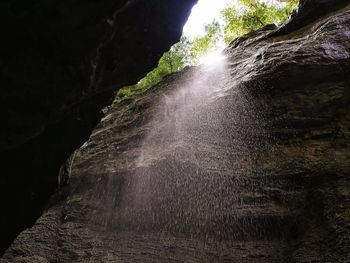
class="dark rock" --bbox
[2,1,350,262]
[0,0,197,254]
[274,0,350,35]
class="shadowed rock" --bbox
[0,0,197,254]
[2,1,350,262]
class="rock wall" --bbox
[2,0,350,262]
[0,0,197,254]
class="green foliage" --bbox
[223,0,298,43]
[114,0,298,104]
[190,20,222,63]
[114,36,191,103]
[113,85,137,103]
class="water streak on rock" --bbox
[2,3,350,262]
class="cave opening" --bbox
[10,1,350,262]
[0,0,299,256]
[3,0,312,260]
[114,0,298,104]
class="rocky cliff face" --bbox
[2,0,350,262]
[0,0,197,254]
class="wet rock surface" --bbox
[0,0,197,253]
[2,1,350,262]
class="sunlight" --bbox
[114,0,297,103]
[199,48,226,66]
[182,0,288,64]
[183,0,232,39]
[183,0,287,39]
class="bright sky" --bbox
[182,0,285,39]
[182,0,286,65]
[183,0,232,39]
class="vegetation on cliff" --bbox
[114,0,298,103]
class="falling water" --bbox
[105,52,268,240]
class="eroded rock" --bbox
[2,1,350,262]
[0,0,197,253]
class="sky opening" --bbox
[183,0,287,39]
[183,0,231,39]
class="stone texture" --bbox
[2,1,350,262]
[0,0,197,253]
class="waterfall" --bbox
[107,53,265,239]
